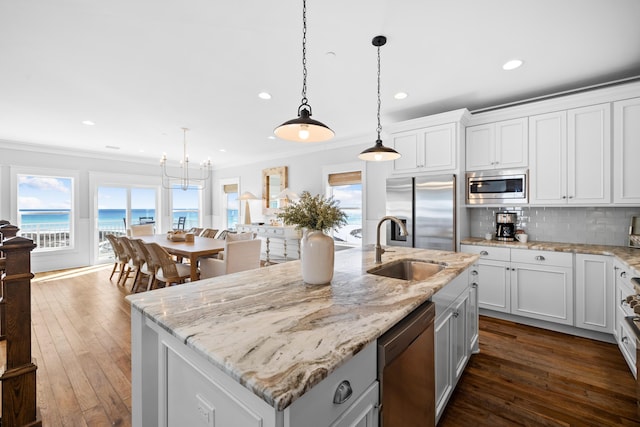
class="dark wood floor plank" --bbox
[441,316,640,426]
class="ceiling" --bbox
[2,0,640,169]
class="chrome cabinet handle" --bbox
[621,271,627,278]
[622,336,629,344]
[480,250,489,256]
[562,196,567,199]
[333,380,352,404]
[471,270,478,276]
[452,311,460,318]
[535,255,545,261]
[505,267,510,271]
[471,283,478,288]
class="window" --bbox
[224,184,239,230]
[172,186,200,230]
[97,186,158,260]
[17,174,74,251]
[328,171,362,247]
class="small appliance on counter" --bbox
[496,212,517,241]
[630,216,640,248]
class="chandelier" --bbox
[160,128,212,191]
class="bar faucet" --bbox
[375,216,409,263]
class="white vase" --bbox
[300,230,334,285]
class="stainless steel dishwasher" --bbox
[377,300,435,427]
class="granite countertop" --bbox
[126,246,478,411]
[461,237,640,275]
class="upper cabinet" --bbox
[529,103,611,205]
[613,97,640,204]
[465,118,528,171]
[392,123,457,174]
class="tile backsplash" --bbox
[469,206,640,246]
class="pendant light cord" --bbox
[301,0,308,107]
[376,42,382,141]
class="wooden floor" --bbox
[21,265,640,426]
[440,316,640,427]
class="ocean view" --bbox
[19,209,199,230]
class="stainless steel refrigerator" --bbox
[386,175,456,251]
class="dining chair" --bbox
[176,216,186,230]
[188,227,204,236]
[199,239,261,279]
[105,234,130,285]
[129,223,155,236]
[215,230,230,240]
[118,236,147,291]
[199,228,219,238]
[129,238,155,292]
[139,216,154,224]
[144,242,192,286]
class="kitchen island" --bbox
[126,246,479,426]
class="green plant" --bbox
[277,191,348,232]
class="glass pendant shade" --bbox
[274,107,334,143]
[358,139,401,161]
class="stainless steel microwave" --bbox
[466,169,528,204]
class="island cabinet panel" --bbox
[575,254,613,333]
[433,269,473,424]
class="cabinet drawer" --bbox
[618,320,637,378]
[461,245,510,262]
[286,343,376,427]
[510,248,572,267]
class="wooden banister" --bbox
[0,235,41,426]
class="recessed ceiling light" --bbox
[82,120,95,126]
[105,145,120,150]
[267,135,276,140]
[325,51,336,57]
[219,148,226,152]
[394,92,408,100]
[502,59,523,71]
[258,92,271,100]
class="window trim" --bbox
[219,177,240,231]
[10,166,80,253]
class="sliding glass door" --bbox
[97,186,158,261]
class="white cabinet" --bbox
[614,259,637,377]
[529,104,611,205]
[392,123,457,174]
[613,97,640,204]
[433,269,473,424]
[462,245,576,327]
[468,270,480,354]
[510,249,574,326]
[465,118,528,171]
[460,245,511,313]
[575,254,613,333]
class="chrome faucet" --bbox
[375,216,409,263]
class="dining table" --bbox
[138,234,226,282]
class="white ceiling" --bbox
[1,0,639,169]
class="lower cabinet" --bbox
[614,259,637,378]
[510,249,574,325]
[575,254,613,333]
[433,269,476,424]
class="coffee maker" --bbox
[496,212,517,241]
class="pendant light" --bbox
[274,0,334,143]
[358,35,401,162]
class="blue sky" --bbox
[18,175,71,210]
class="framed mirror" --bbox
[262,166,288,210]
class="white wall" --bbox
[212,138,391,245]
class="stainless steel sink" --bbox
[367,259,445,281]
